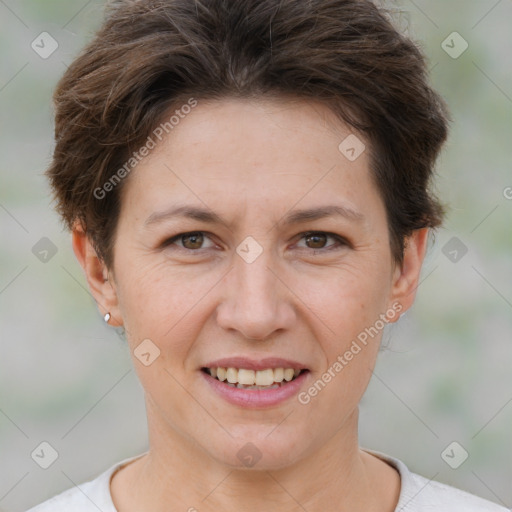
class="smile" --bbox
[200,366,310,408]
[202,367,306,389]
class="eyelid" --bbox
[162,231,217,250]
[294,231,350,251]
[161,230,350,252]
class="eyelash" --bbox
[161,231,349,254]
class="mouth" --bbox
[201,366,309,390]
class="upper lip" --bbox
[202,357,309,372]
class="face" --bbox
[78,97,426,470]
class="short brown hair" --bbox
[48,0,449,269]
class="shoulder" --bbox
[363,448,508,512]
[402,469,508,511]
[25,483,101,512]
[25,452,147,512]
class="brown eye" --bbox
[180,232,204,250]
[304,233,328,249]
[163,231,215,251]
[296,231,348,253]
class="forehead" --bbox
[154,97,356,166]
[120,97,382,225]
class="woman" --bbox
[27,0,507,510]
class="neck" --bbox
[114,404,398,512]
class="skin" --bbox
[73,97,429,512]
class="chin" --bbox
[204,426,308,471]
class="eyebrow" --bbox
[144,204,364,228]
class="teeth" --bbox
[206,366,303,387]
[255,369,274,386]
[230,383,280,390]
[273,368,284,382]
[216,367,227,381]
[238,369,255,385]
[283,368,294,381]
[226,367,238,384]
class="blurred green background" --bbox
[0,1,511,510]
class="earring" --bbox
[104,312,111,323]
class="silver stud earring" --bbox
[104,312,111,323]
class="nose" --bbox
[216,247,296,341]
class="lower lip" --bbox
[200,370,310,408]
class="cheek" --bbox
[303,263,391,396]
[114,259,211,359]
[300,290,385,427]
[311,264,391,344]
[115,266,207,420]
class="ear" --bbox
[387,228,430,321]
[71,223,122,327]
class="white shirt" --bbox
[26,448,508,511]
